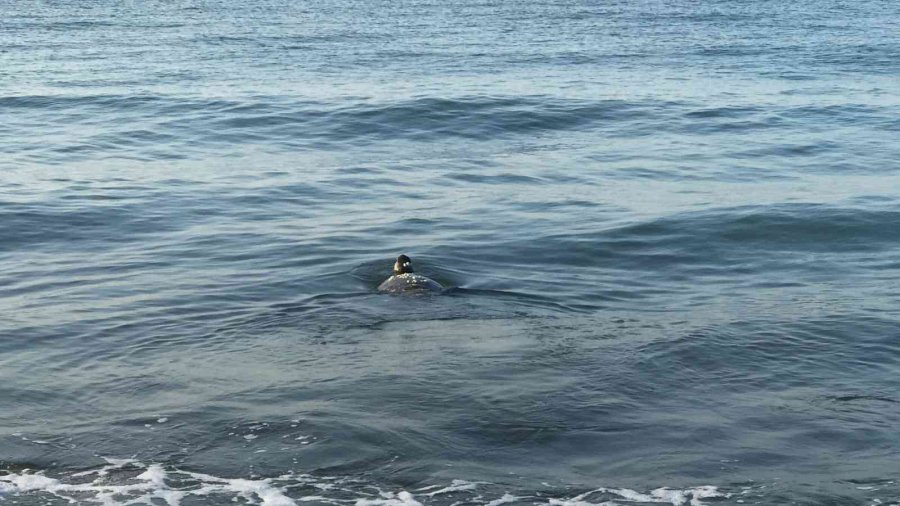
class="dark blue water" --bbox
[2,0,900,504]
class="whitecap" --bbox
[356,490,423,506]
[427,479,480,496]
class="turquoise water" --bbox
[2,0,899,504]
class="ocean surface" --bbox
[2,0,900,504]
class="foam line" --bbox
[0,463,298,506]
[0,459,726,506]
[426,480,480,497]
[552,486,725,506]
[355,491,423,506]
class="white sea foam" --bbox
[2,472,61,492]
[550,486,725,506]
[426,479,480,496]
[182,470,299,506]
[356,490,423,506]
[0,462,299,506]
[485,493,519,506]
[0,458,727,506]
[549,497,618,506]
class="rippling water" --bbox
[2,0,900,504]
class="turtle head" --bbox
[393,254,413,274]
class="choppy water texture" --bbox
[2,0,900,504]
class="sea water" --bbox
[1,0,899,504]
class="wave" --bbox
[0,93,660,164]
[0,93,637,165]
[478,203,900,277]
[0,200,184,253]
[211,96,649,142]
[0,94,237,112]
[4,90,896,168]
[0,458,728,506]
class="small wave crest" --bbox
[1,94,653,165]
[484,203,900,277]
